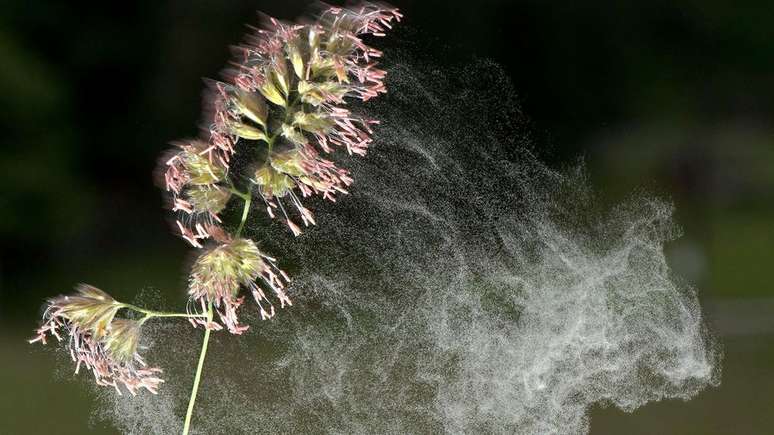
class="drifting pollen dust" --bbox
[95,44,720,434]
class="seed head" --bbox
[197,4,400,236]
[168,140,227,189]
[103,319,142,364]
[185,186,232,215]
[30,284,120,343]
[189,238,290,333]
[231,89,267,128]
[164,139,231,246]
[29,286,164,395]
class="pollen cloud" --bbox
[98,49,719,435]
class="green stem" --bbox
[235,185,252,237]
[228,186,251,201]
[118,303,204,320]
[182,301,214,435]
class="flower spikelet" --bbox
[30,285,164,395]
[30,284,120,342]
[164,140,231,247]
[188,238,290,334]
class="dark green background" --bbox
[1,0,772,433]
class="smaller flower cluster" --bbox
[163,140,232,248]
[30,285,163,395]
[188,236,291,334]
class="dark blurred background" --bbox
[1,1,772,433]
